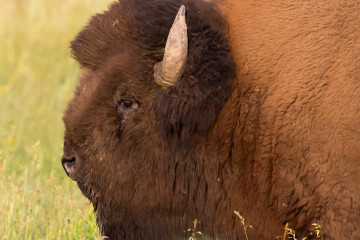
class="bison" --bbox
[62,0,360,239]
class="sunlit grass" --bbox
[0,0,112,238]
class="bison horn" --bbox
[154,5,188,87]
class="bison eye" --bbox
[117,98,139,118]
[122,99,133,108]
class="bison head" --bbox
[62,0,235,238]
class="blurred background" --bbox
[0,0,113,238]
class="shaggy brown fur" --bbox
[63,0,360,239]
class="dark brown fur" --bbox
[63,0,360,239]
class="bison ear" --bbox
[152,5,235,142]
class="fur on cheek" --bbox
[153,20,236,142]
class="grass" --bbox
[0,0,112,239]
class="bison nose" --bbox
[62,155,76,180]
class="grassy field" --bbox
[0,0,113,239]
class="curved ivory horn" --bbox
[154,5,188,87]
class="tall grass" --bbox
[0,0,112,238]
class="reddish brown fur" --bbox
[63,0,360,239]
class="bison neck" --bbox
[174,79,283,239]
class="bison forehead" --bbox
[64,52,155,125]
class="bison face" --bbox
[62,49,188,238]
[62,1,235,238]
[62,50,160,203]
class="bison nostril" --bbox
[61,156,76,179]
[62,156,75,164]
